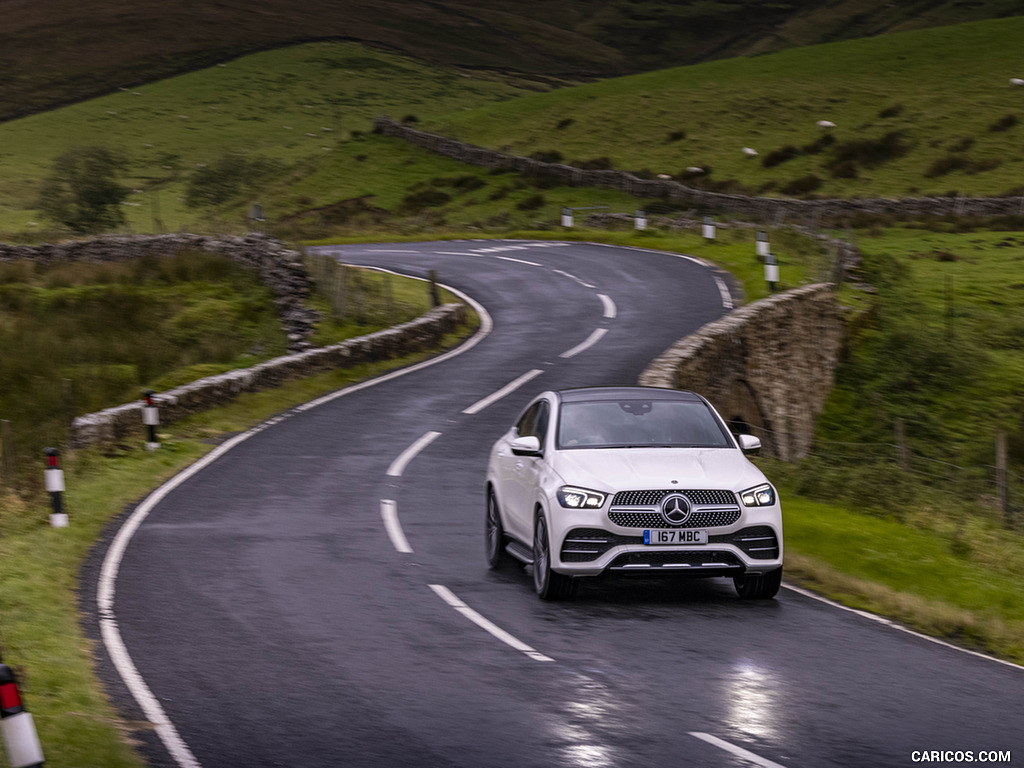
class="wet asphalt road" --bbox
[91,241,1023,768]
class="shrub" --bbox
[556,118,574,130]
[666,130,686,142]
[573,157,614,170]
[801,133,835,155]
[826,131,910,177]
[830,160,859,179]
[780,174,823,196]
[452,175,485,191]
[762,145,800,168]
[949,136,975,152]
[400,114,419,124]
[925,154,1002,178]
[529,150,563,163]
[184,152,282,208]
[988,113,1018,132]
[516,193,545,211]
[401,188,451,211]
[878,104,904,119]
[37,146,129,232]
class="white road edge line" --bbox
[428,584,554,663]
[559,327,608,359]
[380,499,413,553]
[713,276,734,310]
[597,293,617,319]
[462,369,544,415]
[782,583,1024,671]
[98,266,493,768]
[386,430,442,477]
[689,732,786,768]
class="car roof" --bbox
[556,386,703,404]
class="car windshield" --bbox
[556,399,732,450]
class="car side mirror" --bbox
[738,434,761,454]
[511,435,542,456]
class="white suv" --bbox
[485,387,783,600]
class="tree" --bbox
[38,146,129,232]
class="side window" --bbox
[534,401,550,444]
[515,403,539,438]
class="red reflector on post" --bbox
[0,681,23,714]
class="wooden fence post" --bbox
[995,429,1011,527]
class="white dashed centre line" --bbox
[380,499,413,553]
[429,585,554,662]
[386,431,442,477]
[689,733,787,768]
[559,328,608,359]
[597,293,617,319]
[494,255,542,266]
[462,369,544,415]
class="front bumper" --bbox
[548,502,783,577]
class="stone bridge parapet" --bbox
[639,284,841,461]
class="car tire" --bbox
[533,512,577,600]
[734,566,783,600]
[485,488,510,569]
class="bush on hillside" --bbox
[37,146,129,233]
[184,153,282,208]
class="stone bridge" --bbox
[639,283,842,461]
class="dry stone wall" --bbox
[69,303,467,448]
[0,233,318,351]
[374,117,1024,222]
[639,284,842,461]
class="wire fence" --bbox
[746,419,1021,531]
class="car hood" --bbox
[550,447,766,492]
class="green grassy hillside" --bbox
[427,17,1024,200]
[0,0,1019,124]
[5,19,1024,239]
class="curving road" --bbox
[87,240,1023,768]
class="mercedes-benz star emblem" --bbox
[660,493,692,526]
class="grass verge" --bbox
[782,493,1024,664]
[0,320,477,768]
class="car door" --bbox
[505,400,550,543]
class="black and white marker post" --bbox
[765,251,779,293]
[142,390,160,451]
[43,449,67,528]
[561,207,573,228]
[635,209,647,231]
[702,215,716,242]
[757,230,770,259]
[0,662,45,768]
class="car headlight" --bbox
[740,483,776,507]
[557,486,607,509]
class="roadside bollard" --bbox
[757,230,770,258]
[765,251,779,293]
[634,209,647,231]
[0,663,45,768]
[43,448,67,528]
[702,215,716,242]
[142,390,160,451]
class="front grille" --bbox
[710,526,779,560]
[608,507,741,529]
[611,489,736,507]
[608,550,743,570]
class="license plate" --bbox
[644,529,708,545]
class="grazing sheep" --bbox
[742,147,759,157]
[686,166,705,173]
[1011,78,1024,86]
[816,120,836,128]
[656,173,672,179]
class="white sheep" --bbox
[816,120,836,128]
[656,173,672,179]
[686,166,705,173]
[1011,78,1024,86]
[742,147,759,157]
